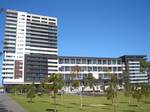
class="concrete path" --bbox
[0,94,26,112]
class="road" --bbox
[0,94,26,112]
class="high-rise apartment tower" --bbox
[2,10,58,84]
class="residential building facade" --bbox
[58,55,148,86]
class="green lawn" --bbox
[9,93,150,112]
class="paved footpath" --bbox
[0,94,26,112]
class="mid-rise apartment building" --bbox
[58,55,148,85]
[2,10,149,85]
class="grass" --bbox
[8,93,150,112]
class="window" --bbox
[87,59,92,64]
[32,19,40,22]
[108,60,111,65]
[65,59,69,64]
[93,67,97,71]
[108,67,112,71]
[113,67,117,72]
[103,60,106,64]
[71,59,75,64]
[32,16,40,19]
[93,59,97,64]
[112,60,116,64]
[82,59,86,64]
[117,60,121,64]
[76,59,81,64]
[98,59,102,64]
[82,66,87,71]
[98,67,102,71]
[88,67,92,71]
[65,66,70,71]
[41,21,47,23]
[59,66,64,71]
[42,17,47,20]
[118,67,122,71]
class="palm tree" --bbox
[123,71,132,105]
[131,86,143,106]
[105,75,117,112]
[141,84,150,103]
[71,65,83,109]
[26,83,36,103]
[44,73,63,112]
[84,73,96,96]
[140,59,150,73]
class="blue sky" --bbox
[0,0,150,83]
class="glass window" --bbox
[65,66,70,71]
[103,60,106,64]
[65,59,69,64]
[59,59,63,64]
[87,59,92,64]
[77,59,81,64]
[88,67,92,71]
[112,60,116,64]
[81,66,87,71]
[113,67,117,72]
[108,60,111,65]
[82,59,86,64]
[108,67,112,71]
[98,59,102,64]
[71,59,75,64]
[93,59,97,64]
[98,67,102,71]
[93,67,97,71]
[117,60,121,64]
[118,67,122,71]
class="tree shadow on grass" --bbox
[122,110,136,112]
[128,104,137,107]
[51,103,61,106]
[119,101,128,104]
[70,103,78,106]
[144,101,150,104]
[101,107,111,110]
[46,108,57,112]
[82,104,91,107]
[102,103,112,106]
[27,101,35,103]
[64,106,73,108]
[40,101,49,103]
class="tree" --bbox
[131,86,143,106]
[37,83,45,97]
[123,71,132,105]
[140,59,150,73]
[141,84,150,103]
[71,65,83,109]
[26,83,36,103]
[105,75,117,112]
[72,80,80,88]
[44,73,63,112]
[84,73,96,96]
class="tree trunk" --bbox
[112,98,116,112]
[80,90,83,109]
[54,93,56,112]
[128,96,131,105]
[61,93,64,105]
[92,86,95,96]
[30,98,32,103]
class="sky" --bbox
[0,0,150,84]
